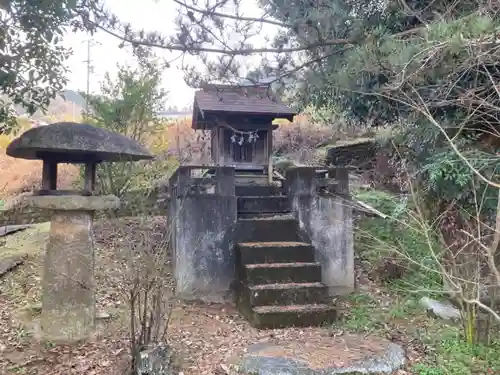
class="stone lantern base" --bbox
[21,195,120,342]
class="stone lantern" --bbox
[6,122,153,342]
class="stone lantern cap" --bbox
[6,121,154,195]
[6,121,154,163]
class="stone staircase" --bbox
[234,183,337,329]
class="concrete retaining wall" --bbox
[286,167,355,296]
[168,166,237,303]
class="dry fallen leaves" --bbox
[0,217,423,375]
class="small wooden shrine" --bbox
[192,84,297,172]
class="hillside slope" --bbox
[0,151,78,199]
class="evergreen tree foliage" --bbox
[0,0,106,128]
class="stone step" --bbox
[235,175,268,186]
[251,304,338,329]
[235,185,283,197]
[234,169,266,176]
[238,212,287,219]
[237,196,290,214]
[248,282,328,306]
[236,217,302,242]
[243,262,321,284]
[236,241,315,264]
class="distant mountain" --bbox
[159,111,191,119]
[60,89,86,108]
[6,89,85,120]
[8,88,189,121]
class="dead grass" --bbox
[273,114,335,158]
[0,222,51,260]
[0,216,435,375]
[157,115,338,165]
[0,216,344,375]
[0,151,79,199]
[157,118,211,163]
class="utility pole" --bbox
[82,38,100,117]
[84,39,91,116]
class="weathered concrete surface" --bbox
[171,195,237,303]
[6,121,153,162]
[41,209,96,342]
[169,166,238,303]
[18,195,120,211]
[287,167,354,296]
[239,339,405,374]
[305,196,354,295]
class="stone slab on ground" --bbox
[238,334,405,374]
[419,297,461,321]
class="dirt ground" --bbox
[0,217,422,375]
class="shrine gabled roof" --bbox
[192,84,296,127]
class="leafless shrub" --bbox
[104,187,175,374]
[273,114,334,164]
[162,118,212,164]
[369,170,500,345]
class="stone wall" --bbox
[325,138,407,193]
[325,139,376,169]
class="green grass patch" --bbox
[353,187,500,375]
[353,188,443,295]
[341,292,382,332]
[340,291,430,333]
[413,334,500,375]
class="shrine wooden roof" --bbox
[192,84,296,129]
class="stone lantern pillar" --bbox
[6,122,153,342]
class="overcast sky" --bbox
[63,0,275,109]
